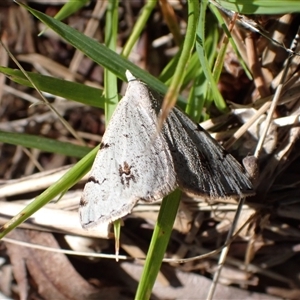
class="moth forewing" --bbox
[79,72,177,228]
[79,70,254,229]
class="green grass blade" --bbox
[161,51,200,88]
[196,0,228,113]
[52,0,89,21]
[104,0,119,123]
[0,146,99,238]
[159,49,181,83]
[16,2,170,98]
[161,0,199,114]
[186,72,207,122]
[122,0,157,58]
[0,67,105,108]
[215,0,300,14]
[38,0,89,36]
[185,14,219,122]
[135,1,199,297]
[104,0,121,244]
[209,3,252,79]
[0,131,91,158]
[134,190,181,300]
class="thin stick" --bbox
[206,197,245,300]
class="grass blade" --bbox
[0,131,91,158]
[0,67,105,108]
[0,146,99,238]
[215,0,300,14]
[196,0,228,113]
[135,190,181,300]
[16,2,170,97]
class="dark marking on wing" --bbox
[87,176,106,185]
[87,176,98,183]
[79,197,88,206]
[119,162,136,187]
[100,142,110,150]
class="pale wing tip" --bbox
[125,70,136,82]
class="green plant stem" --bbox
[122,0,157,58]
[104,0,119,123]
[134,2,199,296]
[161,0,199,118]
[134,190,181,300]
[196,0,227,112]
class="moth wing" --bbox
[163,107,254,198]
[80,80,177,228]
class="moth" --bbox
[79,70,254,228]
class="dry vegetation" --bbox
[0,1,300,299]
